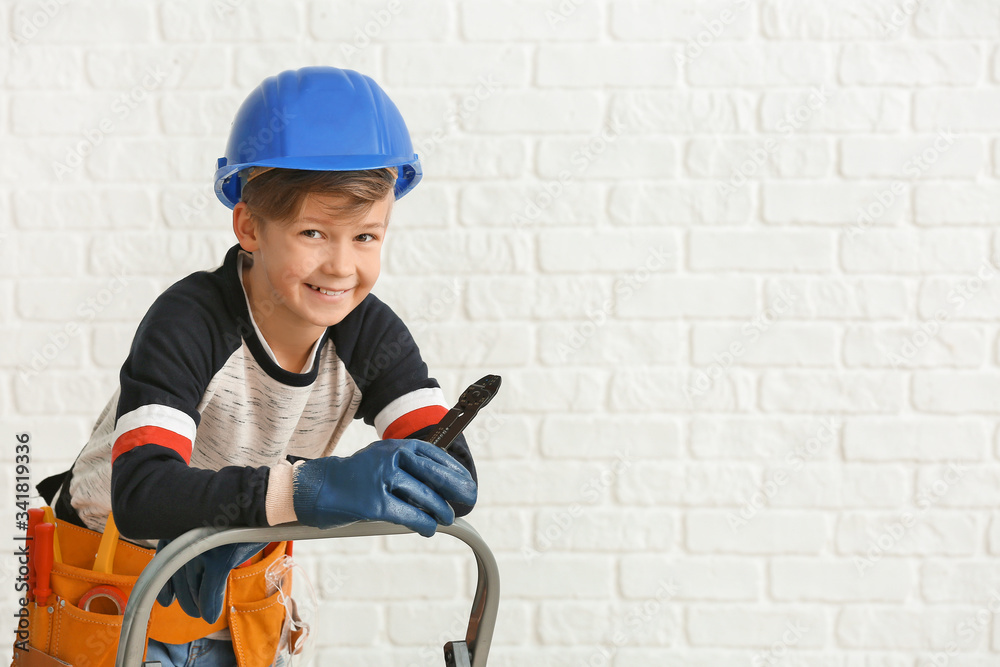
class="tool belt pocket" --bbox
[48,595,125,667]
[229,591,286,667]
[14,594,124,667]
[222,543,291,667]
[13,510,292,667]
[14,514,158,667]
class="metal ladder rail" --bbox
[114,519,499,667]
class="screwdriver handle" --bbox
[26,508,44,602]
[34,523,54,605]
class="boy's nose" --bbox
[321,243,353,276]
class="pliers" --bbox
[427,375,502,452]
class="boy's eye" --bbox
[356,233,377,242]
[301,230,322,239]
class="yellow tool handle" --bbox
[94,512,120,574]
[41,506,62,563]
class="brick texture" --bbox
[2,2,998,663]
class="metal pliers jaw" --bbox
[428,375,502,452]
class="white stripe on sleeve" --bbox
[373,387,447,438]
[113,404,198,443]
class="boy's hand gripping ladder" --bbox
[116,520,499,667]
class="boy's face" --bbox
[235,192,390,339]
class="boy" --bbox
[41,67,478,667]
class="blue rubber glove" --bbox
[292,439,477,537]
[155,540,268,623]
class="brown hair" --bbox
[240,167,397,225]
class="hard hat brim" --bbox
[214,156,422,210]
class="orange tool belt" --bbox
[11,509,292,667]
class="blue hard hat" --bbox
[214,66,422,209]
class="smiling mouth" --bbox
[308,284,351,297]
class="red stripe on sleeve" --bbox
[383,405,448,441]
[112,426,194,464]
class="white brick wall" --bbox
[3,0,1000,664]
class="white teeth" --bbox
[310,284,347,296]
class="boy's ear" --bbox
[233,202,260,252]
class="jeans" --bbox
[145,638,287,667]
[144,638,239,667]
